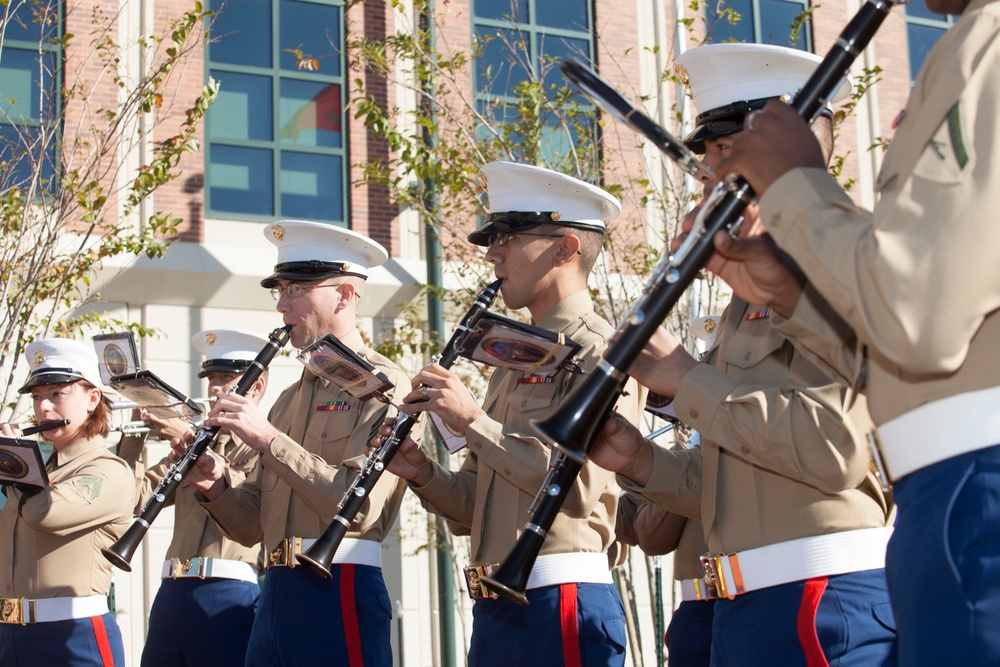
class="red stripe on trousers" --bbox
[340,564,364,667]
[559,583,582,667]
[89,615,115,666]
[797,577,830,667]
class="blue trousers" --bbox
[0,612,125,666]
[246,564,391,666]
[469,582,626,667]
[666,599,715,667]
[140,578,259,667]
[710,569,896,666]
[887,443,1000,666]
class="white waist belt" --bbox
[679,577,716,602]
[0,595,108,625]
[161,558,259,583]
[702,527,892,599]
[525,553,611,590]
[327,537,382,568]
[874,385,1000,481]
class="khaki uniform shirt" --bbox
[624,299,891,555]
[616,446,707,581]
[0,437,133,598]
[118,432,261,567]
[761,0,1000,426]
[201,329,410,554]
[411,291,645,565]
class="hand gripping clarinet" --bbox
[296,280,503,578]
[482,0,899,604]
[103,325,292,571]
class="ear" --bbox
[85,385,102,413]
[249,376,266,401]
[552,233,582,267]
[334,282,356,312]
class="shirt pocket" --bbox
[504,382,559,419]
[719,322,786,371]
[304,410,361,467]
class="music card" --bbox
[93,332,140,384]
[297,335,395,402]
[456,312,581,378]
[0,437,48,489]
[110,370,204,420]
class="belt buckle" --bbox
[699,554,723,599]
[268,538,302,568]
[171,557,211,579]
[867,429,893,492]
[0,598,33,625]
[463,564,499,601]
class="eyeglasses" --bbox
[486,231,567,248]
[269,283,339,301]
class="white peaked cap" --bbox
[192,329,270,378]
[676,43,852,115]
[467,161,621,246]
[19,338,109,394]
[260,219,388,287]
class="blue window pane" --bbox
[759,0,808,47]
[279,152,343,222]
[540,36,590,92]
[4,0,58,44]
[208,71,273,141]
[279,80,342,148]
[905,2,939,21]
[209,145,274,215]
[0,125,56,192]
[907,23,947,81]
[476,27,531,95]
[706,0,754,43]
[0,49,56,123]
[536,0,588,30]
[280,1,341,75]
[474,0,528,22]
[209,0,272,68]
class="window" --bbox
[472,0,595,165]
[704,0,812,50]
[904,3,954,83]
[0,0,60,193]
[206,0,347,224]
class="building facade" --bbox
[1,0,947,664]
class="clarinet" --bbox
[296,280,503,578]
[483,0,899,605]
[102,325,292,572]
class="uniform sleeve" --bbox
[672,346,871,494]
[466,373,644,521]
[407,452,479,533]
[18,457,134,537]
[763,40,1000,374]
[770,283,861,386]
[259,366,411,529]
[618,442,702,520]
[616,490,687,556]
[199,459,265,547]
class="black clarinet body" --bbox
[102,325,292,572]
[485,0,898,604]
[297,280,503,578]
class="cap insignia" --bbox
[342,262,351,272]
[478,170,488,192]
[551,211,561,221]
[33,349,45,367]
[675,63,690,90]
[703,318,717,334]
[271,224,285,242]
[205,333,217,346]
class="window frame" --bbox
[703,0,814,51]
[204,0,349,226]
